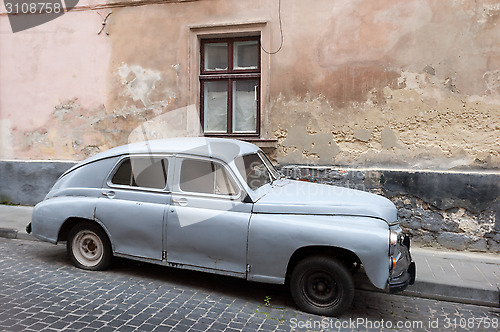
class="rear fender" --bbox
[31,196,98,243]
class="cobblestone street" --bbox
[0,238,498,332]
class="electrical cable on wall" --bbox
[261,0,283,55]
[97,10,112,35]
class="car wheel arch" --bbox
[58,217,113,250]
[285,246,361,282]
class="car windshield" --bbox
[235,152,279,190]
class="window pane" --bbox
[214,164,238,195]
[180,159,215,194]
[111,159,133,186]
[233,40,259,70]
[204,42,228,71]
[132,158,168,189]
[204,81,228,133]
[235,153,272,190]
[111,157,168,190]
[233,80,258,133]
[180,159,237,195]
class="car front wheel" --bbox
[290,256,355,316]
[67,222,112,271]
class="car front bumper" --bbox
[388,234,416,293]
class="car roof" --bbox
[63,137,260,176]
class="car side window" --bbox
[179,158,238,196]
[111,157,168,190]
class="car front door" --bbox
[95,155,171,261]
[166,156,251,275]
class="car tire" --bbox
[67,222,112,271]
[290,256,355,316]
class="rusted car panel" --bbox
[29,137,415,316]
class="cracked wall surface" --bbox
[268,0,500,171]
[1,0,499,168]
[0,1,111,160]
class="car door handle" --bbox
[102,190,115,199]
[172,198,188,206]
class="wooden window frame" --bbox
[200,37,261,137]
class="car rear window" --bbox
[111,157,168,190]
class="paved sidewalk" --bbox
[0,204,35,241]
[1,204,499,308]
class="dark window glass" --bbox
[235,153,275,190]
[111,157,168,190]
[180,159,237,195]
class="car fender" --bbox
[247,214,390,289]
[31,196,99,244]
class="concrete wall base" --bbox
[0,161,76,206]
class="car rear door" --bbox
[166,156,252,275]
[95,155,171,261]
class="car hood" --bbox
[253,180,397,224]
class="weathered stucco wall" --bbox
[102,0,279,146]
[0,0,111,160]
[270,0,500,170]
[1,0,499,169]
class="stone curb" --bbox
[0,228,17,239]
[0,228,40,242]
[403,281,499,308]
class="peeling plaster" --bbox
[128,105,201,143]
[483,70,500,95]
[171,64,181,80]
[353,128,372,142]
[477,1,500,24]
[118,63,162,107]
[281,122,341,165]
[13,98,175,160]
[381,127,398,150]
[272,70,500,169]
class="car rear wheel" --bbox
[290,256,355,316]
[67,222,112,271]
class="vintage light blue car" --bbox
[28,137,415,316]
